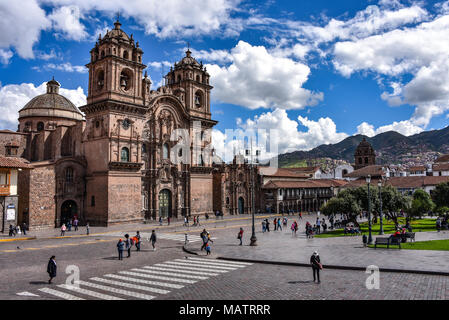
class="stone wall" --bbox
[0,131,27,157]
[191,173,213,215]
[107,173,143,224]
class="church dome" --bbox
[19,78,83,121]
[102,20,131,43]
[176,49,201,69]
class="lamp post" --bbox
[248,138,258,246]
[378,179,384,235]
[366,175,373,244]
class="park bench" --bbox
[374,236,401,249]
[404,232,415,242]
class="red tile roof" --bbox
[433,163,449,171]
[408,166,426,171]
[385,176,449,188]
[435,154,449,163]
[345,165,385,178]
[260,167,311,178]
[0,156,33,169]
[263,179,347,189]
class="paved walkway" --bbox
[186,220,449,274]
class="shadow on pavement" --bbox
[287,280,314,284]
[29,281,48,285]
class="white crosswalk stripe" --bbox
[90,277,170,295]
[57,284,124,300]
[22,257,253,300]
[182,258,248,268]
[119,270,197,284]
[75,280,155,300]
[131,268,209,280]
[157,233,217,243]
[38,287,85,300]
[172,259,239,270]
[146,265,220,276]
[104,274,185,289]
[189,257,253,266]
[156,262,229,273]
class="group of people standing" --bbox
[116,230,157,260]
[8,222,27,236]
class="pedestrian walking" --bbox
[262,220,266,233]
[117,239,124,260]
[266,219,270,232]
[362,234,368,247]
[273,218,277,231]
[159,216,163,226]
[237,228,244,245]
[9,224,15,237]
[124,234,131,258]
[299,212,302,220]
[197,216,200,226]
[184,216,188,226]
[167,216,170,225]
[73,218,78,231]
[310,251,322,283]
[205,241,211,255]
[47,255,57,284]
[184,233,189,245]
[135,231,141,251]
[86,221,90,235]
[277,218,282,231]
[316,218,321,234]
[200,229,208,251]
[60,223,66,236]
[193,216,197,226]
[67,220,72,232]
[149,230,157,251]
[22,222,27,236]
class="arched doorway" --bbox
[159,189,172,218]
[61,200,77,226]
[238,197,244,214]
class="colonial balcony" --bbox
[0,184,10,196]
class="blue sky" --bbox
[1,0,449,158]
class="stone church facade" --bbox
[2,20,228,229]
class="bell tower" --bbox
[80,19,148,226]
[165,48,213,120]
[86,19,146,105]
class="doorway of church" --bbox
[159,189,172,219]
[238,197,245,214]
[60,200,77,226]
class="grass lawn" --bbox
[315,217,437,238]
[368,239,449,251]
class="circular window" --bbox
[122,119,130,130]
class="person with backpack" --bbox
[310,251,322,283]
[149,230,157,251]
[47,256,57,284]
[124,234,132,258]
[117,239,124,260]
[237,228,244,246]
[135,231,141,251]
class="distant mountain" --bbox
[278,126,449,168]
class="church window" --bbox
[177,75,181,82]
[196,75,200,82]
[123,51,129,59]
[37,122,45,131]
[101,50,105,58]
[65,167,74,183]
[195,92,202,108]
[163,143,169,159]
[359,157,363,164]
[178,149,183,157]
[121,147,130,162]
[97,70,104,90]
[142,143,147,154]
[226,197,230,205]
[120,69,132,91]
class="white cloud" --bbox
[356,120,423,137]
[35,62,87,73]
[0,82,86,130]
[148,61,172,70]
[212,108,348,162]
[206,41,323,110]
[48,5,88,41]
[190,48,233,64]
[0,49,13,64]
[41,0,242,38]
[0,0,50,61]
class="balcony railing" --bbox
[0,184,10,196]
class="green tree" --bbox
[410,189,434,218]
[432,182,449,209]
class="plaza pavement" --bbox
[185,214,449,275]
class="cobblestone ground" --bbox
[162,262,449,300]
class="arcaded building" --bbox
[2,20,219,229]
